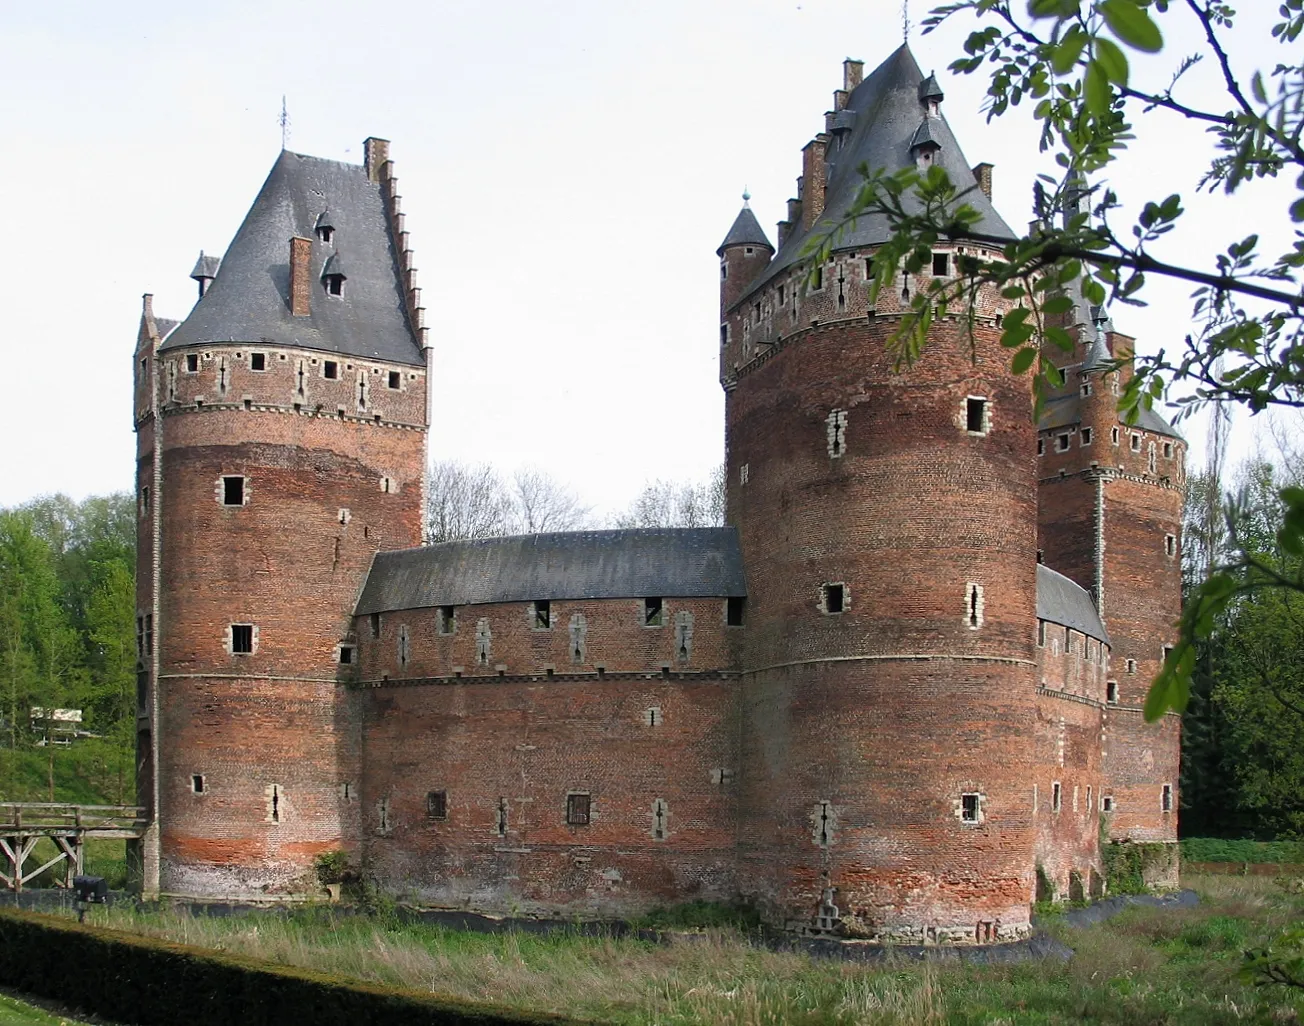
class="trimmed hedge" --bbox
[0,908,595,1026]
[1180,838,1304,864]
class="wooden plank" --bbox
[20,848,70,886]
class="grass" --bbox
[0,991,95,1026]
[22,873,1301,1025]
[1181,837,1304,864]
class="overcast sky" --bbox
[0,1,1293,515]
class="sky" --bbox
[0,0,1295,515]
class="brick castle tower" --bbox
[133,139,430,896]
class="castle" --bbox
[132,45,1183,942]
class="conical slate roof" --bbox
[163,150,424,366]
[190,251,221,281]
[717,205,773,255]
[737,44,1016,305]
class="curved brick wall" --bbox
[725,314,1041,941]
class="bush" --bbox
[1104,842,1174,895]
[1181,838,1304,864]
[0,908,590,1026]
[629,899,763,932]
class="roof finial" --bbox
[279,95,291,151]
[742,187,751,207]
[902,0,911,42]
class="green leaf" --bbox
[1042,295,1075,315]
[1012,347,1037,374]
[1099,0,1164,52]
[1052,27,1088,74]
[1093,37,1130,86]
[1083,60,1111,115]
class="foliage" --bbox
[609,465,726,530]
[314,849,358,886]
[424,462,591,544]
[1103,841,1173,894]
[809,0,1304,721]
[1244,922,1304,990]
[1181,837,1304,864]
[627,899,762,932]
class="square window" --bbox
[185,353,199,373]
[250,352,266,371]
[1107,680,1119,704]
[726,596,745,627]
[387,370,401,389]
[966,396,987,434]
[644,597,664,627]
[191,774,205,794]
[324,360,339,380]
[960,793,980,823]
[566,792,591,826]
[1081,427,1093,445]
[932,252,949,277]
[338,644,354,665]
[231,624,253,655]
[823,583,845,614]
[221,476,245,506]
[438,605,455,635]
[533,600,551,629]
[427,790,448,820]
[1056,433,1071,452]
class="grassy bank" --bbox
[1181,837,1304,864]
[21,874,1300,1025]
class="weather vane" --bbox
[902,0,911,41]
[279,96,291,150]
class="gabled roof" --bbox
[163,150,424,366]
[718,205,773,255]
[356,528,747,614]
[1036,564,1108,643]
[736,44,1016,306]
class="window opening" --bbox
[719,324,728,347]
[1037,620,1046,647]
[496,797,508,836]
[1081,427,1093,445]
[817,800,832,847]
[427,790,448,820]
[338,645,354,665]
[1131,433,1142,452]
[811,265,823,290]
[185,353,199,373]
[192,774,205,794]
[1102,795,1114,812]
[932,252,949,277]
[533,600,551,629]
[566,793,591,826]
[1165,534,1176,557]
[358,376,368,410]
[823,583,845,614]
[961,793,980,823]
[1052,781,1062,813]
[826,409,848,457]
[644,597,663,627]
[1081,381,1092,397]
[222,476,244,506]
[1163,441,1174,459]
[324,360,339,380]
[270,784,280,823]
[652,798,667,840]
[967,583,984,629]
[1161,784,1173,812]
[370,612,381,638]
[966,397,987,434]
[438,605,455,635]
[1111,426,1120,445]
[1037,438,1045,456]
[325,274,344,296]
[251,352,266,371]
[1086,785,1092,811]
[1056,433,1071,452]
[397,625,409,668]
[1162,644,1174,664]
[231,624,253,655]
[1107,680,1119,704]
[726,596,745,627]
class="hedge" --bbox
[0,908,595,1026]
[1180,838,1304,864]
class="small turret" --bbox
[718,191,774,315]
[190,251,221,299]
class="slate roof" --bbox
[736,44,1016,306]
[1036,564,1108,643]
[1038,386,1183,439]
[356,528,747,614]
[190,251,221,280]
[163,150,424,366]
[718,205,773,255]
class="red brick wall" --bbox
[725,313,1041,942]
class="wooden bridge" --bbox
[0,803,146,892]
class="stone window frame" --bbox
[1126,657,1137,674]
[959,792,984,825]
[1131,432,1142,452]
[437,605,456,636]
[826,409,848,458]
[218,475,248,507]
[1165,534,1177,558]
[1161,783,1174,814]
[1038,437,1046,457]
[965,582,985,630]
[249,351,268,372]
[1056,432,1071,452]
[227,623,257,656]
[1106,679,1120,705]
[643,597,665,627]
[1163,440,1175,459]
[190,774,206,795]
[965,395,990,437]
[337,643,356,665]
[1051,780,1063,814]
[1080,426,1093,446]
[184,353,200,374]
[565,791,592,826]
[1111,426,1120,446]
[1101,794,1115,813]
[426,789,448,821]
[819,582,848,615]
[531,600,552,630]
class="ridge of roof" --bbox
[162,149,424,366]
[733,43,1016,308]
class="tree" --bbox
[425,462,592,543]
[814,0,1304,719]
[610,466,726,529]
[508,468,592,534]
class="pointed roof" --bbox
[717,204,773,255]
[190,251,221,281]
[163,150,424,366]
[1081,328,1112,372]
[735,44,1016,306]
[909,117,944,151]
[918,72,944,103]
[321,250,348,281]
[314,209,335,233]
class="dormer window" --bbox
[321,251,347,297]
[314,211,335,245]
[325,274,344,296]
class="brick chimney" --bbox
[801,136,829,230]
[364,137,391,183]
[972,163,994,200]
[844,58,864,91]
[289,236,312,317]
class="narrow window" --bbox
[1130,433,1141,452]
[427,790,448,820]
[1161,784,1173,813]
[779,284,786,305]
[1107,680,1119,705]
[1102,795,1114,813]
[231,624,254,655]
[397,624,409,668]
[387,370,400,390]
[726,596,745,627]
[533,600,551,629]
[1162,644,1174,664]
[1081,427,1093,445]
[136,616,145,657]
[652,798,667,840]
[966,396,987,435]
[720,260,727,281]
[1126,658,1136,674]
[811,265,823,291]
[1080,381,1092,397]
[145,614,153,656]
[1037,438,1045,456]
[932,251,949,277]
[338,644,354,665]
[1036,548,1044,564]
[438,605,455,635]
[250,352,266,372]
[496,797,508,836]
[1086,785,1093,811]
[191,774,205,794]
[1052,781,1062,813]
[566,792,591,826]
[141,485,151,516]
[961,793,980,823]
[826,409,848,457]
[754,302,761,324]
[643,597,664,627]
[270,785,281,822]
[1148,442,1157,474]
[1056,433,1071,452]
[1111,426,1120,445]
[822,583,845,614]
[324,360,339,380]
[370,612,381,638]
[739,463,749,485]
[185,353,199,373]
[1165,534,1176,558]
[967,583,984,629]
[720,324,728,347]
[1037,620,1046,647]
[221,476,245,506]
[1163,441,1174,459]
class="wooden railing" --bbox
[0,803,147,892]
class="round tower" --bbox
[722,46,1041,941]
[134,140,430,898]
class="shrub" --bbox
[1181,838,1304,864]
[629,899,762,932]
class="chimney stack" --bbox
[801,136,829,230]
[843,58,864,91]
[972,163,994,200]
[364,137,391,183]
[289,236,312,317]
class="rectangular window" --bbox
[1107,680,1119,705]
[811,265,823,290]
[1126,658,1136,674]
[1161,784,1173,813]
[644,597,664,627]
[324,360,339,380]
[338,645,354,665]
[779,284,786,305]
[1102,795,1114,812]
[533,600,551,629]
[231,624,253,655]
[1081,427,1093,445]
[136,616,145,658]
[823,583,845,614]
[1080,381,1092,397]
[1056,433,1071,452]
[141,486,151,515]
[720,324,728,347]
[145,614,153,656]
[427,790,448,820]
[1037,438,1045,456]
[726,596,745,627]
[370,612,381,638]
[960,793,980,823]
[438,605,455,635]
[566,792,591,826]
[191,774,205,794]
[1111,426,1120,445]
[387,370,401,390]
[1037,620,1046,648]
[250,352,266,371]
[185,353,199,373]
[966,397,987,435]
[1165,534,1176,557]
[932,252,949,277]
[1131,433,1142,452]
[1052,781,1062,813]
[1163,441,1174,459]
[1162,644,1174,664]
[222,476,245,506]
